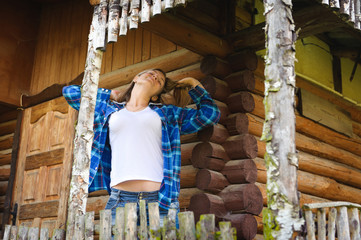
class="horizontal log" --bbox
[200,56,232,79]
[179,188,204,209]
[0,110,17,124]
[166,62,206,81]
[0,154,11,166]
[180,165,198,188]
[226,92,255,113]
[140,13,232,58]
[0,135,13,152]
[255,182,329,207]
[180,132,199,144]
[222,134,258,159]
[223,214,258,240]
[224,70,255,93]
[353,121,361,138]
[99,48,202,89]
[191,142,228,170]
[200,75,231,102]
[188,193,227,221]
[254,158,361,204]
[256,138,361,189]
[226,49,258,71]
[215,100,230,124]
[196,169,229,192]
[0,120,16,137]
[224,113,249,136]
[0,167,11,181]
[221,159,257,184]
[219,184,263,215]
[0,181,7,195]
[248,113,361,171]
[197,124,229,144]
[181,142,201,165]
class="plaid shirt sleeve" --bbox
[175,86,221,135]
[62,85,112,112]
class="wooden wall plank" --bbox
[142,29,151,61]
[126,30,136,66]
[0,154,11,166]
[18,201,59,220]
[134,28,143,64]
[0,120,16,136]
[112,35,127,70]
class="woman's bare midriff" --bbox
[112,180,161,192]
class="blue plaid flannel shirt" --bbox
[62,85,220,210]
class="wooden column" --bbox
[262,0,304,237]
[66,2,106,239]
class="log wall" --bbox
[0,2,40,106]
[250,56,361,236]
[30,0,182,95]
[0,111,18,230]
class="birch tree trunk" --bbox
[261,0,304,238]
[66,4,105,239]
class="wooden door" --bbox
[12,97,77,234]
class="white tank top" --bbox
[108,106,163,187]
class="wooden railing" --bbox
[303,201,361,240]
[3,200,236,239]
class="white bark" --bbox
[108,0,120,43]
[66,4,104,239]
[262,0,304,237]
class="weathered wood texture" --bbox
[30,0,183,95]
[0,2,40,106]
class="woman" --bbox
[63,69,220,225]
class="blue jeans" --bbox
[105,188,169,226]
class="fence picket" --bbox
[85,211,95,240]
[178,211,196,240]
[348,208,360,240]
[100,209,112,240]
[328,207,337,240]
[10,226,17,240]
[17,225,28,240]
[148,202,161,239]
[138,200,148,239]
[74,213,85,239]
[114,207,125,240]
[124,202,137,240]
[305,210,315,240]
[196,214,215,240]
[317,208,326,240]
[40,228,49,240]
[28,227,39,240]
[219,222,234,240]
[51,229,65,240]
[3,225,11,240]
[337,207,351,240]
[162,208,177,239]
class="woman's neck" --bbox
[126,87,151,110]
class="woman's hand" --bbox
[110,90,121,101]
[177,77,204,89]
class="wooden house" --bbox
[1,0,361,238]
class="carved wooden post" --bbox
[261,0,304,237]
[66,2,106,239]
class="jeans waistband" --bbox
[110,188,159,199]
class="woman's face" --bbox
[134,69,166,96]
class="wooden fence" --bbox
[303,201,361,240]
[3,200,236,239]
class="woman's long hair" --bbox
[116,69,193,107]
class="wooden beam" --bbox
[229,5,348,51]
[140,13,232,58]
